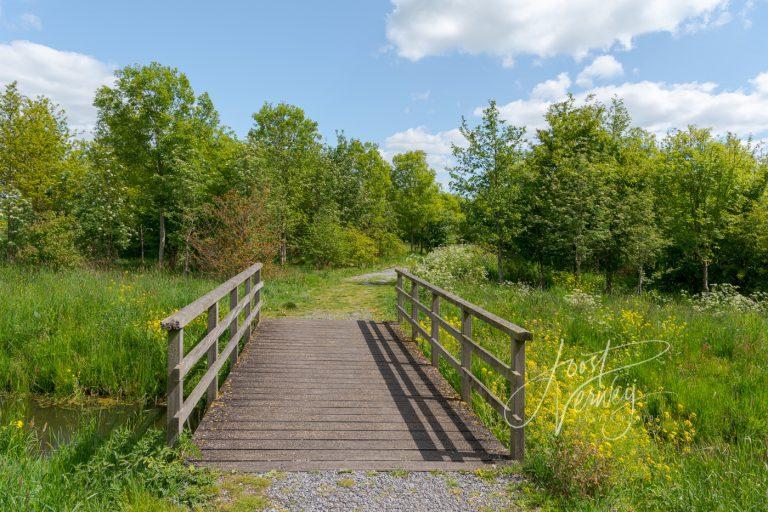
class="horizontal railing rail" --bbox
[161,262,263,444]
[394,268,532,460]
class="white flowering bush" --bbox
[411,244,491,289]
[691,284,768,314]
[564,288,601,309]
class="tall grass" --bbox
[404,278,768,510]
[0,405,214,511]
[0,266,217,401]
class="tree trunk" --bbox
[496,221,503,284]
[183,236,190,276]
[4,202,12,261]
[279,235,287,265]
[158,211,166,268]
[140,226,145,266]
[702,260,709,293]
[574,253,582,284]
[605,270,613,294]
[636,267,644,295]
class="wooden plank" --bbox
[161,262,262,330]
[396,269,531,340]
[190,319,510,471]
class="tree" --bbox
[246,103,325,264]
[451,100,526,283]
[327,133,393,236]
[94,63,218,268]
[390,151,441,252]
[0,83,75,260]
[526,96,611,281]
[657,128,754,291]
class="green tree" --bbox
[94,63,218,268]
[525,96,611,281]
[390,151,440,252]
[0,83,75,260]
[246,103,325,264]
[451,100,526,283]
[657,128,755,291]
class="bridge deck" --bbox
[191,318,508,471]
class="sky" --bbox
[1,0,767,184]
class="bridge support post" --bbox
[410,280,419,341]
[244,278,252,343]
[510,336,526,460]
[229,287,239,366]
[167,327,184,445]
[206,303,219,406]
[396,273,404,323]
[430,293,440,366]
[253,268,261,325]
[460,308,472,402]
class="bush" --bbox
[189,189,278,276]
[374,230,408,260]
[411,244,491,288]
[16,213,83,269]
[303,211,378,268]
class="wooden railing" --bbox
[394,268,532,460]
[161,262,263,444]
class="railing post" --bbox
[229,286,239,366]
[206,303,219,406]
[510,336,526,460]
[460,308,472,402]
[410,280,419,340]
[396,272,404,323]
[167,327,184,445]
[430,293,440,366]
[253,268,261,325]
[244,277,252,342]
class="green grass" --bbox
[3,262,766,510]
[395,279,768,510]
[0,409,215,511]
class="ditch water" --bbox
[0,395,166,453]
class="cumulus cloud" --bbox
[381,126,466,183]
[387,70,768,180]
[495,70,768,137]
[386,0,730,63]
[0,40,115,133]
[576,55,624,88]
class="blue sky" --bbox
[1,1,767,183]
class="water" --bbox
[0,395,165,453]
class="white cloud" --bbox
[495,70,768,137]
[386,0,730,64]
[382,126,466,183]
[576,55,624,88]
[411,90,431,101]
[19,13,42,30]
[0,40,115,133]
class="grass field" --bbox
[1,263,766,510]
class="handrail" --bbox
[395,268,531,460]
[161,263,263,445]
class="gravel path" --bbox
[345,268,397,285]
[263,470,523,512]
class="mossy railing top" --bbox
[394,268,531,460]
[161,262,263,444]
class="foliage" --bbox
[189,188,278,276]
[0,417,214,511]
[451,100,526,283]
[302,207,378,268]
[390,151,443,252]
[16,212,83,269]
[411,244,491,288]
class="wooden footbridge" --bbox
[161,263,531,471]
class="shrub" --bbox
[411,244,491,288]
[16,212,83,269]
[189,189,278,276]
[374,230,408,260]
[302,211,378,268]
